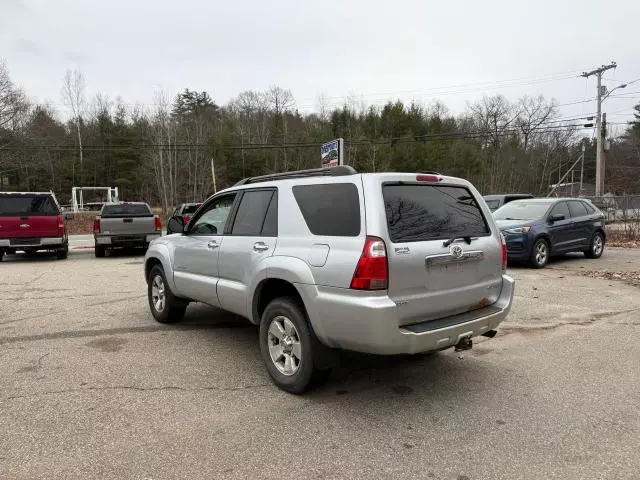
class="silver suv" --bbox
[144,167,514,393]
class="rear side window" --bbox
[0,195,59,216]
[383,184,489,243]
[292,183,360,236]
[260,193,278,237]
[101,204,152,217]
[583,202,596,214]
[231,190,275,236]
[568,201,588,218]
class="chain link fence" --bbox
[581,195,640,241]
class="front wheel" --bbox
[585,231,605,259]
[147,265,186,324]
[529,238,550,268]
[259,297,331,394]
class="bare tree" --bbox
[516,96,556,152]
[0,60,28,129]
[266,85,295,170]
[61,69,86,185]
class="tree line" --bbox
[1,61,639,213]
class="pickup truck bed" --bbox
[94,202,161,257]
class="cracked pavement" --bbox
[1,246,639,479]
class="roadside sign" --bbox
[321,138,344,168]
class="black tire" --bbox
[585,231,605,259]
[259,296,331,394]
[95,245,106,258]
[529,238,550,268]
[147,265,186,324]
[56,245,69,260]
[0,250,3,262]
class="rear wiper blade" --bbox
[443,236,473,247]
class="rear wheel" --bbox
[56,245,69,260]
[585,231,605,259]
[529,238,549,268]
[95,245,106,258]
[147,265,186,324]
[0,250,3,262]
[259,296,331,394]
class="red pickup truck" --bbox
[0,191,70,261]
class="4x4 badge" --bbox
[450,244,463,258]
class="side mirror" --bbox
[549,213,565,223]
[167,215,185,234]
[64,213,74,221]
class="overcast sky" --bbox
[2,0,639,130]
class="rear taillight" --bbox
[184,215,191,225]
[154,216,162,232]
[416,174,440,183]
[57,215,65,237]
[93,218,100,234]
[501,233,507,271]
[350,236,388,290]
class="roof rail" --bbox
[420,171,442,175]
[233,165,357,186]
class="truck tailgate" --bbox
[99,216,156,235]
[0,216,60,239]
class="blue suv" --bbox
[493,198,606,268]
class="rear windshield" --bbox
[383,184,489,243]
[292,183,360,236]
[0,195,59,216]
[493,202,551,221]
[182,204,201,214]
[101,203,152,217]
[485,199,501,210]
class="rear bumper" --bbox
[0,237,66,249]
[298,275,515,355]
[95,234,160,246]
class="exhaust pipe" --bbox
[454,336,473,352]
[481,330,498,338]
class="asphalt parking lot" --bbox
[1,244,639,479]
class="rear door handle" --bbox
[208,240,219,249]
[253,242,269,252]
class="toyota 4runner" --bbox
[144,167,515,393]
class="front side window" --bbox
[189,194,236,236]
[549,202,570,220]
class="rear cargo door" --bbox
[0,194,60,239]
[380,180,504,326]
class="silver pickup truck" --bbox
[94,202,161,257]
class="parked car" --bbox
[484,194,534,212]
[0,191,71,261]
[144,167,514,393]
[94,202,161,257]
[494,198,606,268]
[170,203,202,227]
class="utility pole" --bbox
[581,62,617,197]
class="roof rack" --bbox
[233,165,357,186]
[420,171,442,175]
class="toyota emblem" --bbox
[450,244,463,259]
